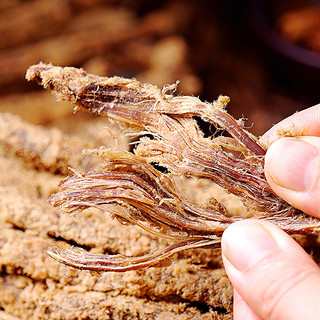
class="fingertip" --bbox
[222,220,279,272]
[222,220,320,320]
[264,136,320,217]
[265,138,318,191]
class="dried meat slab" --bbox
[26,63,320,272]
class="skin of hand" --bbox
[221,104,320,319]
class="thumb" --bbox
[222,220,320,320]
[264,136,320,217]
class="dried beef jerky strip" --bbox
[26,63,283,214]
[26,63,320,272]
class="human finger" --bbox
[260,103,320,147]
[221,220,320,320]
[233,289,262,320]
[264,136,320,217]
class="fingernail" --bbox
[222,221,278,272]
[265,138,319,191]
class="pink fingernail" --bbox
[266,138,319,192]
[222,221,278,272]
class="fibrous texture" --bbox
[26,63,320,272]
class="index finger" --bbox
[260,103,320,147]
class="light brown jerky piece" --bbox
[26,63,320,272]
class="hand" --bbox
[221,104,320,319]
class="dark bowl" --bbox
[249,0,320,93]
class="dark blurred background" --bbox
[0,0,319,135]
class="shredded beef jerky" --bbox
[26,63,320,271]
